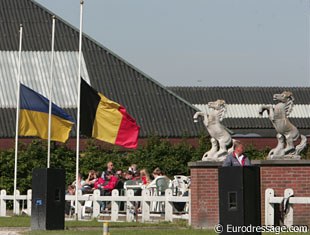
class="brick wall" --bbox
[261,165,310,225]
[189,160,310,228]
[190,163,219,227]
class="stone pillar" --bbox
[189,161,221,228]
[189,160,310,228]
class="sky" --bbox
[35,0,310,87]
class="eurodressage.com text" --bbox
[223,224,308,234]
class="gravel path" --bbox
[0,228,29,235]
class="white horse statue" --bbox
[193,100,234,161]
[259,91,307,159]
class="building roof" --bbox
[169,87,310,137]
[0,0,203,139]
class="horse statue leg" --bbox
[216,140,229,161]
[202,138,218,161]
[268,133,285,159]
[284,135,296,155]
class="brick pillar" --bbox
[189,162,221,228]
[189,160,310,228]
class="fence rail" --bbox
[265,188,310,226]
[0,189,190,224]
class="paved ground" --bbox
[0,228,28,235]
[0,232,21,235]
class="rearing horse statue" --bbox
[259,91,307,159]
[193,100,234,161]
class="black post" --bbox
[219,166,261,235]
[31,168,65,230]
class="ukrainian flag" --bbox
[19,84,74,143]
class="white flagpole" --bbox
[47,16,56,168]
[75,0,84,217]
[13,24,23,215]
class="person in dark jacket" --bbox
[222,141,251,166]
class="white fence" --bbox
[0,189,190,223]
[265,188,310,226]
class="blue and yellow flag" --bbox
[19,84,74,143]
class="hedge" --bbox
[0,135,308,194]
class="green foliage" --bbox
[0,136,309,193]
[244,144,270,161]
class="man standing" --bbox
[222,141,251,166]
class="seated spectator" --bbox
[147,167,168,189]
[128,164,140,180]
[65,185,75,215]
[115,169,123,179]
[82,170,97,193]
[93,171,105,190]
[99,171,118,196]
[101,161,115,181]
[71,173,85,190]
[67,184,76,195]
[124,170,134,181]
[140,168,151,185]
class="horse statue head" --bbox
[193,99,234,162]
[273,91,294,116]
[207,99,226,122]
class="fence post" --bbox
[27,189,32,216]
[126,190,135,222]
[111,189,119,222]
[141,189,150,222]
[165,189,173,222]
[0,190,6,217]
[283,188,294,227]
[265,188,274,225]
[92,189,100,218]
[14,190,20,215]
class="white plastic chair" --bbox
[81,194,93,218]
[172,175,190,196]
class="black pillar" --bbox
[31,168,65,230]
[219,166,261,234]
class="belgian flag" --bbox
[19,84,74,143]
[80,78,140,149]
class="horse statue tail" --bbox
[296,135,307,155]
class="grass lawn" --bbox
[1,216,309,235]
[0,216,212,235]
[24,228,212,235]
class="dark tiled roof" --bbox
[0,0,202,138]
[168,87,310,104]
[169,87,310,137]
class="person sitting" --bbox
[82,170,97,193]
[99,171,118,196]
[98,171,118,212]
[147,167,169,192]
[65,185,75,215]
[124,170,134,181]
[71,173,85,191]
[140,168,151,186]
[93,171,105,191]
[101,161,115,181]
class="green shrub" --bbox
[0,135,308,193]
